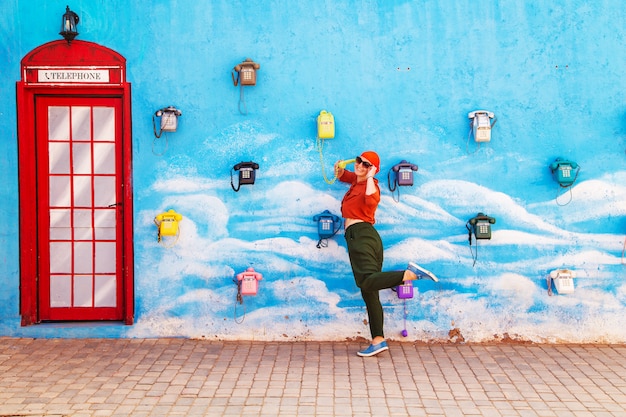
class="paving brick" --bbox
[1,339,626,416]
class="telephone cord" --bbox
[230,169,242,192]
[238,84,248,115]
[555,185,573,206]
[317,136,338,184]
[234,279,246,324]
[387,169,401,202]
[151,134,169,156]
[555,165,580,206]
[466,222,478,267]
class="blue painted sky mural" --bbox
[1,1,625,341]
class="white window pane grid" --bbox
[72,106,91,141]
[74,275,93,307]
[73,176,92,207]
[72,143,92,174]
[93,107,115,141]
[49,142,70,174]
[94,176,116,207]
[49,176,71,207]
[50,275,71,307]
[48,104,119,310]
[48,106,69,141]
[93,143,115,174]
[95,275,116,307]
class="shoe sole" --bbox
[408,262,439,282]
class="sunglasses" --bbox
[355,156,373,169]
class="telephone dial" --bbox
[312,210,342,248]
[232,58,261,86]
[153,106,182,139]
[231,161,259,192]
[468,110,496,143]
[388,160,418,202]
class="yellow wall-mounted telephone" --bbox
[317,110,335,139]
[154,209,183,246]
[316,110,340,184]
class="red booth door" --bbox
[35,96,125,321]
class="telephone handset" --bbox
[550,158,579,187]
[467,213,496,240]
[232,58,261,86]
[312,210,342,248]
[231,161,259,192]
[153,106,182,138]
[337,158,355,169]
[468,110,496,143]
[154,209,183,246]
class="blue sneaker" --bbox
[357,340,389,357]
[407,262,439,282]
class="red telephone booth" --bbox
[16,40,134,325]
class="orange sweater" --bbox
[339,170,380,224]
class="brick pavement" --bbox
[1,338,625,416]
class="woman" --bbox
[335,151,438,357]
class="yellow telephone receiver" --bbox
[154,209,183,244]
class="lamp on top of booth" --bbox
[59,5,79,44]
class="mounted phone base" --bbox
[313,210,342,248]
[466,213,496,266]
[231,161,259,192]
[388,160,419,202]
[468,110,496,143]
[547,269,576,295]
[153,106,182,138]
[154,209,183,247]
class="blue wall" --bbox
[1,0,625,342]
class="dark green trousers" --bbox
[345,222,405,339]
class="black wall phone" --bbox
[231,161,259,192]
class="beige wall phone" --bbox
[232,58,260,114]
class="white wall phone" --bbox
[468,110,496,143]
[153,106,182,138]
